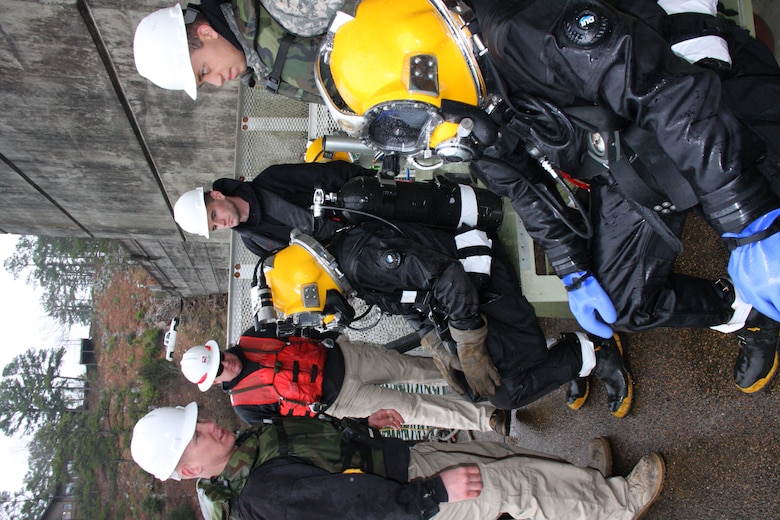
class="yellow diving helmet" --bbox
[264,230,355,330]
[315,0,486,158]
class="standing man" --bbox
[131,402,666,519]
[172,161,372,256]
[179,330,512,435]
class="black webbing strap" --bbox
[663,13,732,46]
[722,216,780,251]
[266,32,295,94]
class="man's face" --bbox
[190,26,247,89]
[214,351,242,384]
[206,198,241,232]
[179,421,235,477]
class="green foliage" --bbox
[106,335,118,351]
[138,359,179,398]
[139,381,160,404]
[134,308,146,322]
[132,328,164,361]
[141,495,165,514]
[167,504,198,520]
[3,236,121,326]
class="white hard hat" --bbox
[134,4,198,100]
[180,341,221,391]
[131,401,198,481]
[174,187,209,238]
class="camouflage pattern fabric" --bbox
[196,418,387,519]
[260,0,345,37]
[223,0,324,103]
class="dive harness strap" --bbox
[663,12,732,46]
[722,215,780,251]
[266,32,295,94]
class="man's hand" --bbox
[367,409,404,430]
[562,271,617,339]
[440,465,483,502]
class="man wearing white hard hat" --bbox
[133,1,332,102]
[131,401,665,519]
[179,329,512,435]
[133,0,734,103]
[172,160,372,256]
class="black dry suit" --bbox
[328,221,585,410]
[468,0,780,331]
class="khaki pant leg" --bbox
[408,442,637,520]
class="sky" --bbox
[0,235,87,495]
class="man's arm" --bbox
[237,457,448,520]
[252,161,376,208]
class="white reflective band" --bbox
[455,228,492,275]
[575,332,596,377]
[460,255,492,275]
[400,290,418,304]
[457,184,479,228]
[455,228,492,248]
[657,0,717,17]
[671,36,732,65]
[657,0,731,64]
[711,289,752,333]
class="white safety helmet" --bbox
[174,187,209,238]
[180,341,221,391]
[134,4,198,100]
[131,401,198,481]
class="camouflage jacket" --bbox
[222,0,325,103]
[260,0,347,37]
[196,417,388,520]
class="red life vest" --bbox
[229,335,328,417]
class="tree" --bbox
[3,236,119,326]
[0,348,84,436]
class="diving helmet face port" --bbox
[363,101,443,154]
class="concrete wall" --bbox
[0,0,242,295]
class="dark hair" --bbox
[185,12,209,52]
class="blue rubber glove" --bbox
[723,208,780,322]
[562,271,617,339]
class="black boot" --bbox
[566,377,589,410]
[733,309,780,393]
[592,334,633,418]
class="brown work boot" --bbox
[489,409,511,436]
[626,453,665,519]
[587,437,612,478]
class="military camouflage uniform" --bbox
[260,0,346,37]
[221,0,324,103]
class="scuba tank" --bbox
[320,175,504,233]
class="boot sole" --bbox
[633,453,666,520]
[611,334,634,418]
[736,350,779,393]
